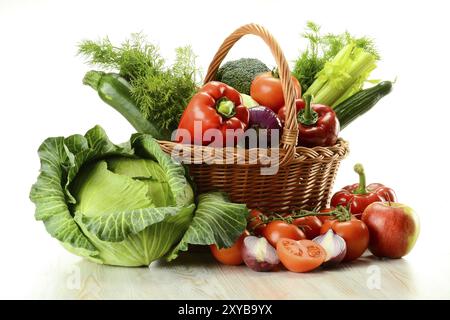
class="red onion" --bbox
[243,106,282,148]
[313,229,346,267]
[242,236,279,272]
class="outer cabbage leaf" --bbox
[168,192,247,261]
[30,126,195,266]
[30,135,100,260]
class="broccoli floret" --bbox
[215,58,269,95]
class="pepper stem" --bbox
[353,163,368,195]
[271,68,280,79]
[216,98,236,118]
[298,94,318,126]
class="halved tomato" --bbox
[276,239,326,273]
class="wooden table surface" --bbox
[26,247,450,300]
[1,209,447,300]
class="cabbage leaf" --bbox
[30,125,247,266]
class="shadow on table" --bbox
[156,246,217,268]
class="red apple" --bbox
[362,202,420,258]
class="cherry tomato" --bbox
[277,239,326,273]
[247,209,266,236]
[320,217,369,262]
[277,99,305,124]
[292,216,322,240]
[263,220,305,247]
[210,231,248,265]
[250,72,302,114]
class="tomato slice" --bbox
[276,239,326,273]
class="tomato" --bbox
[277,239,326,273]
[262,220,305,247]
[250,72,302,114]
[292,216,322,240]
[318,208,335,224]
[210,231,248,265]
[247,209,267,236]
[277,99,305,124]
[320,217,369,262]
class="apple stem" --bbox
[386,191,392,206]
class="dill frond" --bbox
[79,34,199,133]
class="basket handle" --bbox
[204,23,298,166]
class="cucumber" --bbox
[334,81,393,130]
[83,71,170,140]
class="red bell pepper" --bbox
[277,98,305,124]
[176,81,249,146]
[297,94,340,147]
[331,163,397,218]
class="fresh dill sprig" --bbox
[78,33,199,132]
[78,33,164,80]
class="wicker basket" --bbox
[159,24,349,213]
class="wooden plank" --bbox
[29,251,450,299]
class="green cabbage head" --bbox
[30,126,247,266]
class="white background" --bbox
[1,0,449,299]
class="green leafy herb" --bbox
[78,34,199,133]
[293,21,379,93]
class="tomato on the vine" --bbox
[247,209,267,236]
[320,217,369,262]
[292,216,322,240]
[262,220,305,247]
[318,208,335,224]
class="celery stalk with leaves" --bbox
[293,22,379,107]
[305,43,377,107]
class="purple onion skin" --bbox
[313,230,347,267]
[242,236,279,272]
[245,106,282,148]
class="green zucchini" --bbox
[334,81,393,130]
[83,70,170,140]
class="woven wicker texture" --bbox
[158,23,349,212]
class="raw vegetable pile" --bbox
[29,22,420,271]
[223,164,419,273]
[77,24,392,149]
